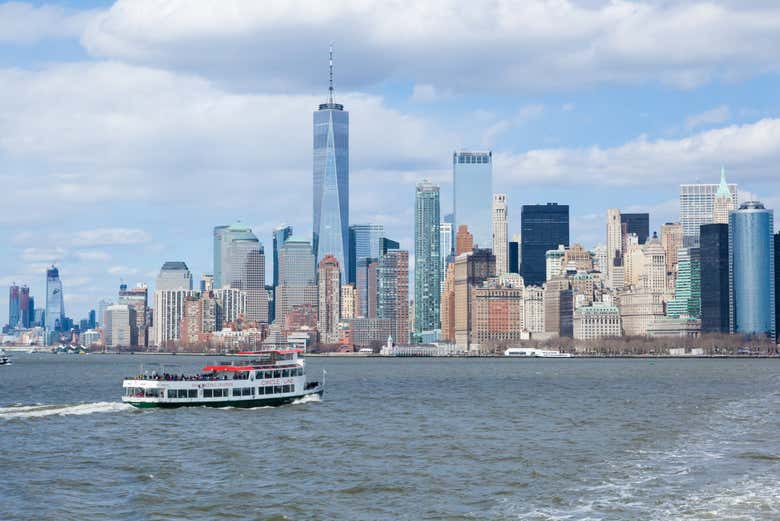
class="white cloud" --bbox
[107,265,139,276]
[73,250,112,262]
[73,228,152,246]
[0,2,99,44]
[685,105,731,130]
[80,0,780,92]
[20,247,66,263]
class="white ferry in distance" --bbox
[504,347,573,358]
[122,349,323,409]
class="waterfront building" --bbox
[45,265,65,332]
[492,194,509,275]
[454,248,496,352]
[415,180,441,333]
[377,250,410,345]
[453,151,492,248]
[317,255,341,344]
[104,304,135,348]
[88,309,96,330]
[509,238,520,274]
[180,296,210,348]
[712,167,736,224]
[199,274,214,292]
[440,264,456,342]
[606,208,623,279]
[118,283,148,347]
[7,284,30,329]
[440,221,453,294]
[521,203,569,286]
[213,288,246,327]
[700,224,730,333]
[156,261,193,291]
[212,223,267,324]
[8,284,19,329]
[573,303,622,340]
[153,289,194,347]
[276,237,317,325]
[680,173,737,248]
[523,285,545,333]
[544,278,573,338]
[346,318,393,348]
[617,290,665,336]
[545,245,566,281]
[455,225,474,256]
[79,329,101,347]
[620,213,650,244]
[776,232,780,343]
[647,317,701,338]
[313,47,349,279]
[729,202,775,338]
[341,283,358,320]
[660,222,683,282]
[348,224,384,285]
[473,274,525,348]
[355,257,379,318]
[667,248,701,318]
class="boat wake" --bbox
[292,393,322,405]
[0,402,132,420]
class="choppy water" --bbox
[1,354,779,520]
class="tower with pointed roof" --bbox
[713,166,735,224]
[313,43,349,281]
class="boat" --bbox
[504,347,572,358]
[122,349,323,408]
[0,350,10,366]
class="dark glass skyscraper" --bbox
[348,224,383,284]
[620,213,650,244]
[508,240,519,274]
[313,47,349,280]
[45,266,64,332]
[273,225,293,289]
[414,180,441,333]
[700,224,729,333]
[521,203,570,286]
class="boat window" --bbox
[264,371,272,379]
[241,387,250,396]
[282,369,289,378]
[257,387,264,395]
[273,370,281,379]
[204,389,213,398]
[273,386,283,394]
[233,388,241,397]
[145,388,163,398]
[256,371,263,379]
[188,390,197,398]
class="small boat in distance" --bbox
[504,347,572,358]
[122,349,323,408]
[0,350,11,366]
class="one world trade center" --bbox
[313,45,349,279]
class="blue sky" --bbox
[1,0,780,322]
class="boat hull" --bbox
[125,388,323,409]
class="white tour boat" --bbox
[122,349,323,408]
[504,347,573,358]
[0,349,11,366]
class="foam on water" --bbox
[0,401,132,420]
[291,393,322,405]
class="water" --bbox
[1,354,779,520]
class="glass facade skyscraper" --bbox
[273,225,293,289]
[453,151,492,248]
[521,203,570,286]
[313,56,349,280]
[45,265,64,332]
[213,223,267,323]
[666,248,701,318]
[620,213,650,244]
[680,175,737,248]
[414,180,441,333]
[348,224,383,284]
[700,224,729,333]
[729,202,775,338]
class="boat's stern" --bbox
[122,378,168,407]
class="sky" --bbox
[1,0,780,322]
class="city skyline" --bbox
[3,1,780,322]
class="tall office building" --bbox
[508,238,520,274]
[680,171,737,248]
[775,232,780,343]
[729,202,775,338]
[45,265,64,332]
[455,225,474,256]
[156,261,193,291]
[606,208,622,278]
[272,224,293,288]
[377,250,410,345]
[317,255,341,344]
[104,304,135,348]
[213,223,267,323]
[415,180,441,333]
[521,203,570,286]
[492,193,509,275]
[118,283,148,347]
[454,248,496,352]
[200,274,214,292]
[213,288,247,327]
[712,167,735,224]
[355,257,378,318]
[621,213,650,244]
[153,289,194,347]
[348,224,383,284]
[313,46,349,279]
[544,278,574,338]
[660,222,683,279]
[453,151,492,248]
[276,237,317,323]
[666,248,701,318]
[8,285,20,329]
[700,224,730,333]
[440,221,453,294]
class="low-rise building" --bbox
[573,303,622,340]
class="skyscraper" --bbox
[213,223,267,323]
[156,262,193,291]
[729,202,775,338]
[317,255,341,344]
[606,208,622,279]
[414,180,441,333]
[118,283,148,347]
[712,167,735,224]
[276,237,317,323]
[700,223,730,333]
[666,248,701,318]
[680,171,737,248]
[8,284,20,329]
[620,213,650,244]
[45,266,64,332]
[508,238,520,274]
[440,221,453,295]
[775,232,780,343]
[660,222,683,280]
[492,193,509,275]
[454,248,496,352]
[453,151,492,248]
[521,203,570,286]
[377,250,410,345]
[455,225,474,256]
[313,46,349,279]
[104,304,135,348]
[348,224,383,284]
[272,224,293,289]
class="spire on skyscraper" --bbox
[716,165,731,198]
[328,42,334,105]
